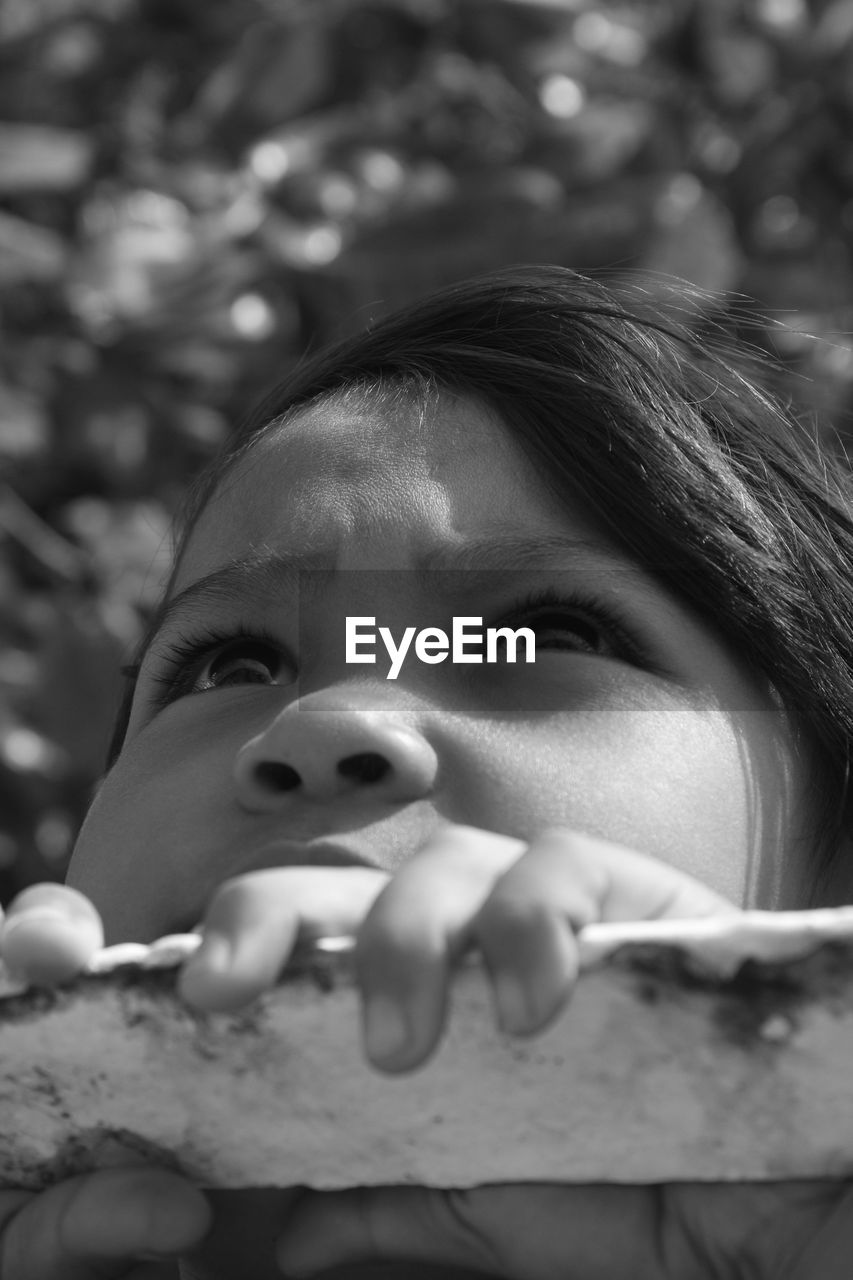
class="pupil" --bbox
[211,646,276,686]
[219,662,270,685]
[538,612,598,650]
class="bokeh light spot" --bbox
[302,224,343,265]
[230,293,276,339]
[539,74,585,119]
[250,141,292,184]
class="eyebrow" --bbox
[137,532,654,664]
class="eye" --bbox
[145,628,292,707]
[522,608,604,654]
[199,640,282,690]
[500,588,645,662]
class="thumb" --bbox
[277,1186,499,1277]
[276,1183,657,1280]
[1,883,104,985]
[0,1166,211,1280]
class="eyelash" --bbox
[503,588,653,666]
[145,624,287,709]
[140,588,654,709]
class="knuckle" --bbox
[416,823,522,872]
[200,875,257,930]
[537,824,595,864]
[536,825,611,891]
[423,820,474,847]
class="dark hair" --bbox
[110,264,853,900]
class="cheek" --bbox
[67,718,239,942]
[443,707,797,907]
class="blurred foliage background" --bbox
[1,0,853,902]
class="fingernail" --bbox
[3,902,103,953]
[495,972,530,1034]
[0,910,101,983]
[2,908,72,935]
[7,884,100,923]
[364,995,408,1060]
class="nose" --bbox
[233,692,438,810]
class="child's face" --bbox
[68,390,820,937]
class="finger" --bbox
[276,1183,659,1280]
[476,829,738,1036]
[755,1183,853,1280]
[473,832,592,1035]
[590,835,741,922]
[672,1180,853,1280]
[0,1167,210,1280]
[179,865,388,1012]
[0,885,105,985]
[355,825,525,1072]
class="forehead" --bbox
[175,390,597,587]
[257,389,513,509]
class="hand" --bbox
[273,1179,853,1280]
[180,823,736,1070]
[0,885,212,1278]
[177,823,849,1279]
[0,1165,210,1280]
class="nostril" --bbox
[253,761,301,792]
[337,752,390,784]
